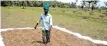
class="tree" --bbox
[92,0,99,10]
[104,2,107,8]
[1,1,11,7]
[71,2,76,8]
[75,0,78,8]
[22,1,27,9]
[84,0,99,10]
[81,0,86,9]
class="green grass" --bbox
[1,7,107,41]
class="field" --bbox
[1,29,103,46]
[1,7,107,41]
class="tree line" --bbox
[1,1,107,10]
[1,1,74,8]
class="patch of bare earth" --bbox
[1,28,105,46]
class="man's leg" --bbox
[46,30,50,43]
[42,30,47,44]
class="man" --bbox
[34,3,53,44]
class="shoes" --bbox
[43,41,50,44]
[43,42,47,44]
[47,40,50,42]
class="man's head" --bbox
[43,3,49,15]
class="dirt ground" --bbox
[1,28,105,46]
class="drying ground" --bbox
[1,28,104,46]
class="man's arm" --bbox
[34,16,42,29]
[50,15,53,30]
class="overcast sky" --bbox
[56,0,107,3]
[56,0,107,7]
[9,0,107,7]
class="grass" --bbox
[1,7,107,41]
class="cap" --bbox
[43,3,49,10]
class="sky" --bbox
[56,0,107,7]
[4,0,107,7]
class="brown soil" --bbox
[1,28,104,46]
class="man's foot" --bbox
[43,41,47,44]
[47,40,50,43]
[43,42,46,44]
[48,40,50,42]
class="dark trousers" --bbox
[42,30,50,44]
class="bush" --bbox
[99,15,104,18]
[82,16,88,19]
[89,11,94,15]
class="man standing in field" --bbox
[34,3,53,44]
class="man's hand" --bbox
[34,23,38,29]
[34,26,37,29]
[49,26,52,31]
